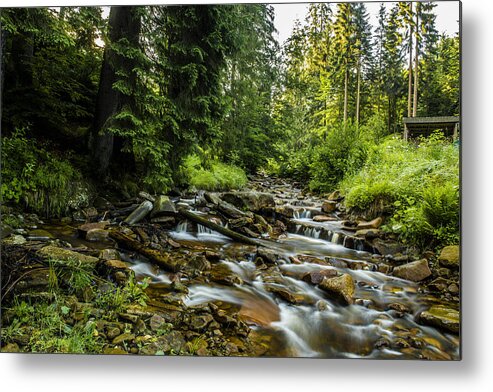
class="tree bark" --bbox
[412,4,419,117]
[355,58,361,126]
[407,2,414,117]
[91,6,140,178]
[343,65,348,124]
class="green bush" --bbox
[1,129,83,217]
[309,122,367,193]
[341,133,459,248]
[181,155,247,191]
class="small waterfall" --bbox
[331,232,341,244]
[198,224,214,235]
[176,221,188,232]
[293,208,312,220]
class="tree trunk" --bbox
[0,28,6,118]
[355,58,361,126]
[91,6,140,178]
[343,65,349,124]
[413,4,419,117]
[407,2,414,117]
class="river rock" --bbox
[2,234,27,245]
[318,273,355,305]
[112,332,135,345]
[438,245,460,269]
[372,238,404,256]
[221,192,275,212]
[204,192,222,205]
[327,190,343,201]
[124,200,153,225]
[313,215,337,222]
[418,305,459,333]
[151,195,176,217]
[392,259,431,282]
[302,269,339,285]
[86,228,109,242]
[78,221,109,237]
[357,217,383,230]
[321,200,337,213]
[210,263,243,286]
[26,229,54,241]
[99,248,121,260]
[149,314,167,331]
[275,205,294,219]
[37,245,98,265]
[189,314,214,331]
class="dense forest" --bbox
[0,3,459,248]
[1,3,459,247]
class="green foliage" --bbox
[182,154,247,191]
[341,133,459,248]
[1,301,103,354]
[309,122,368,193]
[1,129,82,217]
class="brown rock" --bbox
[356,217,383,230]
[321,200,337,213]
[302,269,339,285]
[86,228,109,242]
[392,259,432,282]
[419,305,459,334]
[313,215,337,222]
[438,245,460,269]
[318,273,355,305]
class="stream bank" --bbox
[0,175,460,358]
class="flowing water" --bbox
[42,180,459,359]
[133,187,459,359]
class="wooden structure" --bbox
[403,116,460,141]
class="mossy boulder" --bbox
[418,305,459,333]
[438,245,460,269]
[318,273,355,305]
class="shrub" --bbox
[341,133,459,248]
[1,129,83,217]
[181,154,247,191]
[309,122,367,193]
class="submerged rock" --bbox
[418,305,459,334]
[392,259,432,282]
[318,273,355,305]
[438,245,460,269]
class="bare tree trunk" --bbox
[343,66,348,124]
[407,2,414,117]
[91,6,140,178]
[412,4,419,117]
[355,58,361,127]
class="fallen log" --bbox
[109,230,181,272]
[179,209,264,247]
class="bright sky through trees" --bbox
[273,2,460,45]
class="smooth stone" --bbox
[37,245,99,265]
[313,215,337,222]
[356,217,383,230]
[151,195,176,217]
[419,305,459,334]
[2,234,27,245]
[99,248,121,260]
[112,333,135,345]
[392,259,432,282]
[321,200,337,213]
[86,228,109,242]
[302,269,339,285]
[124,201,153,225]
[438,245,460,269]
[318,273,355,305]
